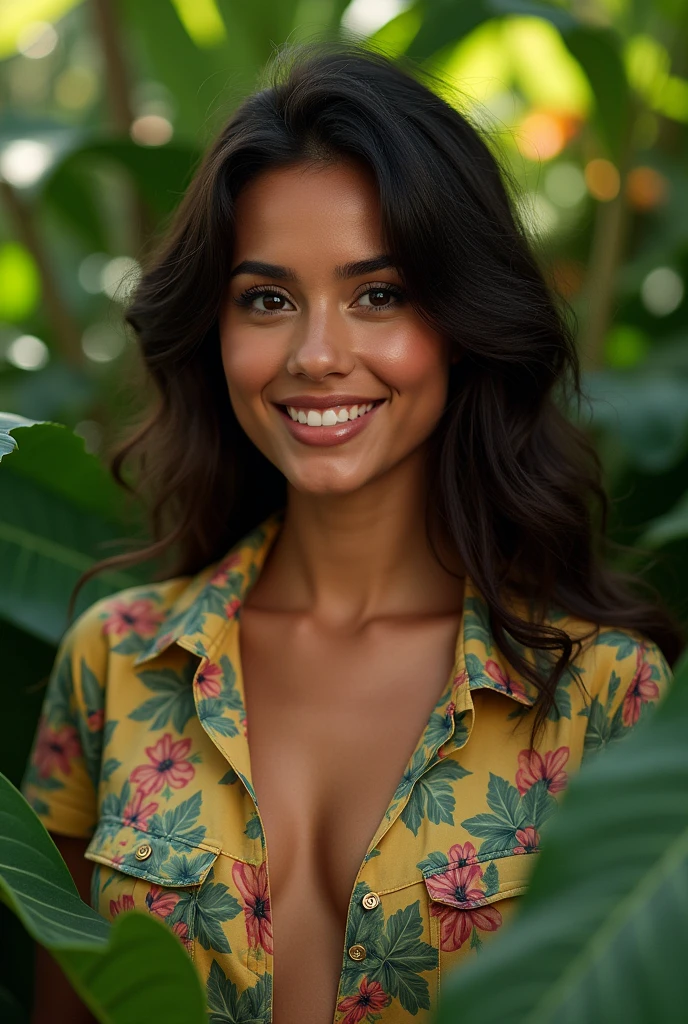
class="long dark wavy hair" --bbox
[74,40,682,732]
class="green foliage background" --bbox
[1,0,687,1016]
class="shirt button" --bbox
[361,892,380,910]
[348,944,367,962]
[134,843,152,861]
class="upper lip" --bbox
[276,395,385,409]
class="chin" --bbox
[286,463,372,497]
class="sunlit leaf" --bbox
[0,243,40,322]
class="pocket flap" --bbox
[422,850,536,909]
[85,818,220,888]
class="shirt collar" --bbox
[133,513,538,708]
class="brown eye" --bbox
[257,293,290,312]
[356,285,404,310]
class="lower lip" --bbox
[275,403,384,447]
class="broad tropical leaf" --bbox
[0,416,144,643]
[0,771,206,1023]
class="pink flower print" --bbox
[102,598,164,638]
[87,709,104,732]
[210,553,242,586]
[196,662,222,698]
[172,920,193,953]
[485,660,528,701]
[445,700,456,720]
[431,899,503,951]
[513,826,540,854]
[622,646,660,727]
[426,852,501,951]
[130,734,195,795]
[515,746,569,796]
[337,977,391,1024]
[110,894,135,917]
[122,790,159,831]
[231,861,273,954]
[145,885,179,919]
[240,714,248,739]
[224,597,241,619]
[34,721,81,778]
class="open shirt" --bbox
[22,513,672,1023]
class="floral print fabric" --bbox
[22,513,672,1022]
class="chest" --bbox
[238,609,461,917]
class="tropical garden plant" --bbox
[1,0,687,1018]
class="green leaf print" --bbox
[400,758,471,836]
[244,813,262,841]
[520,780,557,831]
[101,758,121,783]
[582,697,627,757]
[111,632,157,656]
[343,885,437,1015]
[219,768,239,785]
[198,698,240,738]
[80,658,103,719]
[164,853,215,884]
[416,851,450,875]
[463,596,494,653]
[206,958,271,1024]
[376,902,438,1014]
[462,774,558,856]
[148,792,207,850]
[482,861,499,897]
[128,662,197,733]
[171,880,241,953]
[217,655,243,710]
[595,630,642,660]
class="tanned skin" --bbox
[220,159,464,1024]
[36,158,464,1024]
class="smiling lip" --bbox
[274,398,385,447]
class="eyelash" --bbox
[233,282,406,317]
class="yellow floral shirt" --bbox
[22,513,672,1023]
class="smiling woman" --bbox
[22,39,681,1024]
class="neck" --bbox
[252,448,464,626]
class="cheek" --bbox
[220,327,279,408]
[373,326,449,408]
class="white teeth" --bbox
[287,401,379,426]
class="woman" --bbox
[23,41,680,1024]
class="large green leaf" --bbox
[405,0,628,160]
[0,416,145,644]
[0,772,207,1023]
[436,651,688,1024]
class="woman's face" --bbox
[219,159,450,496]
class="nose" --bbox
[285,302,355,380]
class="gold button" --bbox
[134,843,152,861]
[348,944,367,961]
[361,892,380,910]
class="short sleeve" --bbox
[21,603,109,839]
[581,631,673,761]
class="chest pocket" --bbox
[422,850,536,966]
[85,818,221,960]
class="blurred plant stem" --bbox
[90,0,154,254]
[0,182,82,364]
[578,101,638,373]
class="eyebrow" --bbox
[228,254,398,281]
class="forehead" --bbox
[231,159,384,263]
